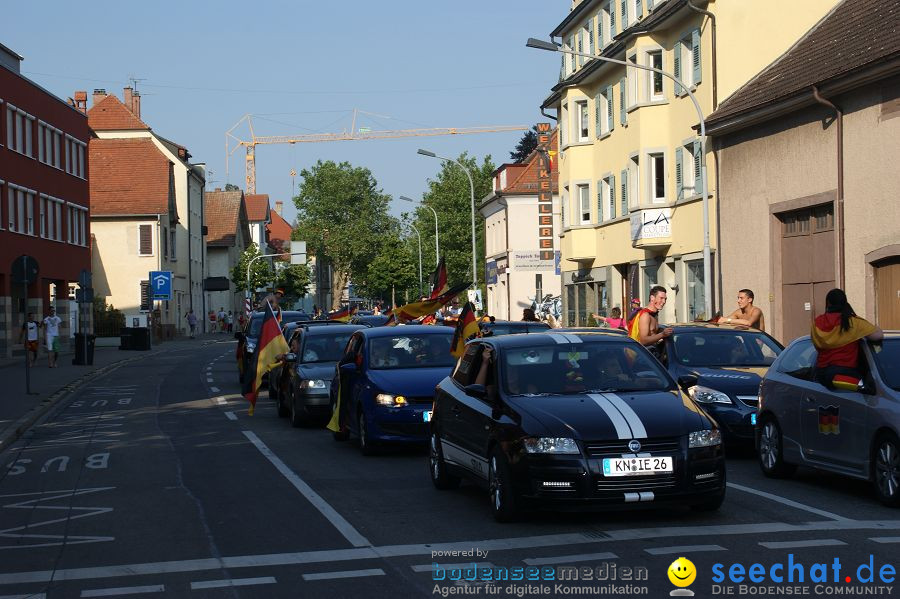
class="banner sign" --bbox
[536,122,554,261]
[511,250,555,272]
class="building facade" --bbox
[542,0,840,326]
[204,189,249,318]
[707,0,900,343]
[0,44,91,358]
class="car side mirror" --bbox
[283,352,297,363]
[339,362,357,373]
[464,384,487,400]
[677,375,698,391]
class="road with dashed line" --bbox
[0,340,897,598]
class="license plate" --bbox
[602,456,672,477]
[751,413,757,425]
[423,410,432,422]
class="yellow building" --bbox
[542,0,839,325]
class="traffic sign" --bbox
[149,271,173,300]
[78,269,92,288]
[11,255,39,285]
[75,288,95,304]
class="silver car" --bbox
[756,332,900,506]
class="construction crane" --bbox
[225,109,528,194]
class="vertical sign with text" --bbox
[536,123,554,261]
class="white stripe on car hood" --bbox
[602,393,648,438]
[587,394,631,439]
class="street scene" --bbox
[1,1,899,598]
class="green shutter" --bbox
[693,140,702,194]
[621,170,629,215]
[597,180,604,222]
[578,31,584,68]
[609,174,616,220]
[675,147,684,200]
[569,36,575,73]
[648,0,654,9]
[607,86,614,132]
[673,40,684,96]
[560,54,566,81]
[636,0,643,20]
[598,14,604,48]
[619,78,627,125]
[692,29,702,85]
[595,94,601,138]
[619,170,627,218]
[621,0,627,28]
[610,2,616,34]
[588,23,594,55]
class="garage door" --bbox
[875,258,900,329]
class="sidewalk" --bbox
[0,334,226,452]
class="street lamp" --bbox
[408,223,423,296]
[526,37,713,319]
[418,148,479,287]
[399,195,440,267]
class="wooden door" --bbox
[875,259,900,329]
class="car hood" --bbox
[679,365,768,396]
[296,363,337,381]
[508,391,709,440]
[367,367,454,397]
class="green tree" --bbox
[276,263,311,303]
[352,219,418,303]
[231,242,273,292]
[293,160,393,309]
[509,126,539,162]
[225,183,241,191]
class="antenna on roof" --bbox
[128,76,147,93]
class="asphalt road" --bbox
[0,340,897,598]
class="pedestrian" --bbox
[217,307,226,333]
[626,297,642,323]
[208,310,216,330]
[522,308,539,322]
[185,310,198,339]
[238,311,247,331]
[722,289,765,330]
[226,311,233,333]
[811,288,883,390]
[629,286,673,355]
[43,307,62,368]
[593,307,626,330]
[18,312,39,366]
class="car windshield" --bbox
[672,331,782,367]
[485,325,528,336]
[248,312,307,337]
[500,340,674,395]
[301,332,356,363]
[871,339,900,391]
[368,334,456,369]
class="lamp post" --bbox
[526,38,713,319]
[408,223,423,296]
[417,149,479,288]
[399,195,439,267]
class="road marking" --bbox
[727,482,851,521]
[242,431,371,548]
[411,563,496,573]
[759,539,847,549]
[81,584,165,596]
[523,553,617,566]
[6,520,900,585]
[303,569,384,581]
[210,387,220,393]
[215,397,226,405]
[645,545,726,555]
[225,412,237,421]
[190,577,276,590]
[870,537,900,543]
[206,378,214,383]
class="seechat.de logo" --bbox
[668,557,696,596]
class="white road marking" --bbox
[759,539,847,549]
[411,563,495,573]
[215,397,226,405]
[190,577,276,589]
[206,378,214,383]
[242,431,371,548]
[870,537,900,543]
[523,553,617,566]
[225,412,237,421]
[727,482,851,521]
[303,569,384,581]
[645,545,726,555]
[81,584,164,596]
[209,387,220,393]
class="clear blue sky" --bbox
[6,1,564,223]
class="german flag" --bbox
[328,305,356,322]
[451,302,479,357]
[818,405,840,435]
[242,300,289,415]
[627,308,653,342]
[429,257,449,299]
[392,282,470,323]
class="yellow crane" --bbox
[225,110,528,194]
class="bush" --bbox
[93,297,125,336]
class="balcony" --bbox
[630,208,672,248]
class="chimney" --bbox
[73,91,88,114]
[275,201,283,216]
[132,91,141,119]
[92,89,108,107]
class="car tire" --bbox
[358,410,377,456]
[872,433,900,508]
[758,417,796,478]
[290,395,307,428]
[489,448,518,522]
[429,432,460,490]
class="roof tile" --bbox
[205,190,245,247]
[87,94,150,131]
[89,138,171,216]
[245,194,270,222]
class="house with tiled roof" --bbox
[204,189,250,317]
[244,193,271,249]
[266,202,292,255]
[85,88,207,337]
[707,0,900,342]
[478,128,561,320]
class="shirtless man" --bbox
[634,286,674,349]
[723,289,765,331]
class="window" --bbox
[140,281,151,312]
[567,35,576,74]
[536,274,544,303]
[777,339,817,381]
[642,261,660,297]
[602,1,615,42]
[562,187,569,227]
[170,228,177,261]
[598,175,615,222]
[139,224,153,255]
[38,122,63,169]
[674,29,702,95]
[650,153,666,202]
[578,184,591,224]
[686,259,704,321]
[39,195,65,241]
[628,155,639,211]
[648,50,664,100]
[596,86,614,137]
[560,104,568,146]
[6,105,35,157]
[576,100,589,141]
[162,226,168,259]
[64,135,86,177]
[7,185,36,235]
[67,204,87,246]
[627,55,638,108]
[676,141,700,200]
[782,205,832,236]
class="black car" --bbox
[480,320,551,336]
[429,331,725,521]
[275,324,365,426]
[269,320,351,403]
[350,314,391,327]
[236,310,311,384]
[657,324,783,444]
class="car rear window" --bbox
[369,334,456,369]
[301,332,358,363]
[672,331,781,367]
[872,339,900,391]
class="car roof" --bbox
[360,324,454,338]
[251,310,307,320]
[557,327,627,334]
[483,330,635,349]
[668,322,769,332]
[303,324,365,335]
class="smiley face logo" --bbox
[668,557,696,588]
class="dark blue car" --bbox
[330,325,457,455]
[658,324,783,445]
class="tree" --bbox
[509,126,539,162]
[231,242,273,292]
[352,220,418,303]
[225,183,241,191]
[276,263,311,304]
[293,160,393,310]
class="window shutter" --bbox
[619,77,627,126]
[648,0,654,9]
[139,224,152,255]
[673,40,684,96]
[675,147,684,200]
[560,54,565,82]
[577,31,583,67]
[621,171,629,215]
[621,0,627,27]
[693,140,702,192]
[595,94,602,138]
[619,170,627,218]
[692,28,702,85]
[588,24,594,56]
[610,2,616,34]
[607,86,614,131]
[597,180,604,222]
[598,15,604,48]
[609,174,616,220]
[569,36,576,73]
[636,0,643,20]
[140,280,150,311]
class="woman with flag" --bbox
[811,288,883,390]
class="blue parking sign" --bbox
[149,271,173,301]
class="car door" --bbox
[337,334,364,424]
[767,339,818,458]
[442,343,492,478]
[453,343,497,479]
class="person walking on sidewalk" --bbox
[18,313,39,367]
[185,310,198,339]
[43,307,62,368]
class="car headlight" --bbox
[689,429,722,448]
[687,385,732,404]
[303,379,326,389]
[523,437,580,454]
[375,393,407,408]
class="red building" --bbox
[0,44,91,358]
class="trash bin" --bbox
[131,327,152,351]
[72,333,96,365]
[119,328,133,350]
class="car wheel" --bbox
[488,449,518,522]
[358,410,377,456]
[873,433,900,507]
[429,432,460,490]
[290,395,307,428]
[758,417,796,478]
